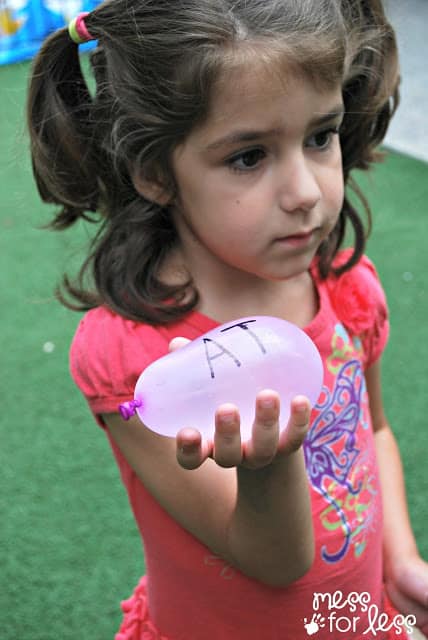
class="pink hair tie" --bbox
[68,12,94,44]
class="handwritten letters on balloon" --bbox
[203,320,267,379]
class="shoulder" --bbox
[322,249,388,332]
[71,306,165,352]
[321,249,389,366]
[70,307,169,414]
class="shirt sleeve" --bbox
[69,307,167,420]
[358,256,390,368]
[328,251,390,368]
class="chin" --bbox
[275,254,317,281]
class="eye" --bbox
[227,148,266,172]
[306,127,340,151]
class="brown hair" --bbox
[27,0,399,324]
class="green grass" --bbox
[1,59,427,639]
[1,61,142,639]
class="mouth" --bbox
[276,229,317,248]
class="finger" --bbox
[385,580,428,629]
[391,560,428,609]
[244,390,280,467]
[279,395,311,453]
[176,427,211,470]
[213,404,242,468]
[169,336,190,352]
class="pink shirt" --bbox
[70,251,409,640]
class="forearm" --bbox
[375,424,419,573]
[227,448,314,587]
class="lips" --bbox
[275,229,317,248]
[284,231,313,240]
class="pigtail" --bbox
[318,0,400,279]
[340,0,399,174]
[27,26,99,228]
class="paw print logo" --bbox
[304,613,326,636]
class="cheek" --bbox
[331,182,345,214]
[319,173,344,237]
[324,164,344,211]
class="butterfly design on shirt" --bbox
[303,359,369,563]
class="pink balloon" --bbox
[120,316,323,440]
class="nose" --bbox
[277,152,322,214]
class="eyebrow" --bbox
[205,104,345,151]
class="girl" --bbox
[27,1,428,638]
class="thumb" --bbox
[389,557,428,609]
[169,336,190,352]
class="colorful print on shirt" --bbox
[304,323,380,565]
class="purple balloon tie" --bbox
[119,399,142,420]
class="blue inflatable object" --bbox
[0,0,99,65]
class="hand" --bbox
[385,553,428,635]
[168,337,311,471]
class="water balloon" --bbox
[119,316,323,440]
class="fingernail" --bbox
[295,402,308,413]
[261,397,275,409]
[180,443,196,455]
[220,412,236,424]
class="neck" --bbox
[161,239,319,328]
[196,272,318,328]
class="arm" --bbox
[366,360,428,629]
[103,390,314,587]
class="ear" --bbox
[132,170,172,206]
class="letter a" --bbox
[203,338,241,379]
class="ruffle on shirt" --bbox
[327,249,387,335]
[115,577,170,640]
[114,576,414,640]
[323,249,389,366]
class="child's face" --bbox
[171,65,344,286]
